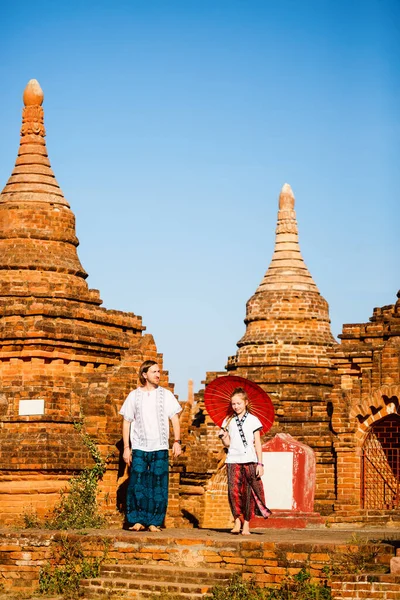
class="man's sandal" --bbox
[129,523,145,531]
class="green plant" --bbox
[21,425,110,532]
[22,508,41,529]
[44,425,109,530]
[38,535,109,599]
[327,534,382,576]
[206,570,331,600]
[265,569,331,600]
[205,574,268,600]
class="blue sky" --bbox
[1,0,399,399]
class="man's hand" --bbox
[123,446,132,466]
[172,441,182,457]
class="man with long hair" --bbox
[120,360,182,531]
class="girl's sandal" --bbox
[148,525,162,532]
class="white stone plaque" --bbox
[19,399,45,416]
[262,451,293,510]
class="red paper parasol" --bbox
[204,375,275,434]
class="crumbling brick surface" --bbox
[0,80,177,526]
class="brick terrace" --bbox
[0,526,399,598]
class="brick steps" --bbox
[81,563,231,599]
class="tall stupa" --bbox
[226,184,338,512]
[0,80,173,525]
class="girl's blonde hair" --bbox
[230,387,249,403]
[223,387,249,429]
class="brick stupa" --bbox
[226,183,338,512]
[0,80,174,525]
[228,183,335,368]
[185,185,339,525]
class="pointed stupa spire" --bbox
[221,183,337,488]
[0,79,69,207]
[227,183,336,371]
[0,80,101,303]
[256,183,318,293]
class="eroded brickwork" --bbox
[181,185,399,528]
[226,185,338,515]
[182,185,338,525]
[0,530,395,594]
[330,574,400,600]
[0,80,176,525]
[1,80,398,531]
[329,293,400,521]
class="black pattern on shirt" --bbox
[235,412,249,447]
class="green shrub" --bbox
[326,534,383,576]
[265,569,331,600]
[206,570,331,600]
[22,509,41,529]
[206,574,267,600]
[39,535,108,599]
[22,424,110,531]
[44,425,107,530]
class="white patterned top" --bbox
[119,386,182,451]
[222,412,262,464]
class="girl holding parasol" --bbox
[219,387,272,534]
[205,376,274,535]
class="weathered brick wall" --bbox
[181,185,339,521]
[202,472,233,529]
[2,80,398,532]
[0,81,178,527]
[174,370,229,528]
[225,286,338,514]
[0,338,173,525]
[181,183,399,527]
[0,530,395,594]
[331,574,400,599]
[0,309,174,525]
[0,474,71,526]
[329,292,400,519]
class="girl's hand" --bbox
[219,429,230,447]
[256,463,264,478]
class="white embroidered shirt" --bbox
[119,386,182,451]
[222,412,262,464]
